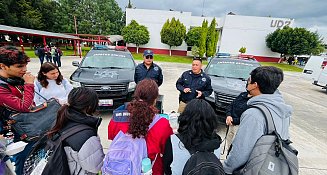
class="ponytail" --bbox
[127,100,158,139]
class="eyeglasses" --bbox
[145,55,153,59]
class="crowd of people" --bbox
[35,44,63,67]
[0,46,293,175]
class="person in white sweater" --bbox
[34,62,73,105]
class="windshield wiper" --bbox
[207,74,225,78]
[81,66,96,68]
[101,66,123,69]
[225,76,247,81]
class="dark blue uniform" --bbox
[134,63,163,86]
[176,70,213,103]
[225,91,252,125]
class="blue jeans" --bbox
[12,142,35,175]
[39,55,44,65]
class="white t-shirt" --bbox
[34,78,73,105]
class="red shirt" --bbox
[0,82,34,112]
[108,117,173,175]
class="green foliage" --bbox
[239,47,246,54]
[122,20,150,53]
[185,27,202,46]
[0,0,124,35]
[160,17,186,56]
[206,18,218,57]
[266,26,325,56]
[199,20,208,57]
[191,46,200,57]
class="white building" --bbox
[125,8,294,62]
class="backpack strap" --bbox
[148,114,162,130]
[249,104,276,135]
[51,125,93,145]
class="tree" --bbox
[199,20,208,57]
[206,18,219,57]
[185,27,202,46]
[239,47,246,54]
[266,26,324,59]
[191,46,200,57]
[160,18,186,56]
[122,20,150,53]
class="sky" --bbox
[116,0,327,43]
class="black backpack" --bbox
[23,124,93,175]
[182,149,225,175]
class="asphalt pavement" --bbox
[27,56,327,175]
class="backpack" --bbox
[23,124,93,175]
[102,114,162,175]
[182,141,225,175]
[234,104,299,175]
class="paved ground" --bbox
[27,56,327,174]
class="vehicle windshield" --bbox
[81,52,135,69]
[206,60,259,79]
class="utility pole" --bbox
[74,16,81,58]
[201,0,206,17]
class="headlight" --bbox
[70,80,81,88]
[128,82,136,92]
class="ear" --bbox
[0,63,8,70]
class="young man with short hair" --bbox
[0,46,35,175]
[134,49,163,86]
[223,66,292,174]
[176,58,213,112]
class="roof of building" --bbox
[0,25,80,40]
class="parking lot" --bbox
[27,56,327,175]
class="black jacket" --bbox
[176,70,213,103]
[225,91,252,125]
[134,62,163,86]
[62,108,102,151]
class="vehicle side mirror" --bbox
[72,61,79,67]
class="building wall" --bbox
[218,15,294,61]
[126,9,294,61]
[126,8,219,55]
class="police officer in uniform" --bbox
[134,50,163,86]
[176,57,213,112]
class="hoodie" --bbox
[223,90,292,174]
[163,133,222,175]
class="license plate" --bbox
[99,99,113,106]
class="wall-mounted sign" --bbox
[270,20,292,28]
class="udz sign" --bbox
[270,20,292,28]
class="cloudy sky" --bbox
[116,0,327,43]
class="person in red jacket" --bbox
[108,79,173,175]
[0,46,35,175]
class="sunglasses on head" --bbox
[145,55,153,59]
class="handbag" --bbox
[8,92,61,142]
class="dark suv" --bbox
[70,46,136,110]
[204,56,260,113]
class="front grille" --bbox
[215,92,237,108]
[83,84,128,98]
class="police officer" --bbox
[134,50,163,86]
[176,57,213,112]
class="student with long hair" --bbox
[34,62,72,105]
[163,99,223,175]
[48,87,104,175]
[107,79,173,175]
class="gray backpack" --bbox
[234,104,299,175]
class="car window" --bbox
[81,52,135,69]
[207,60,259,79]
